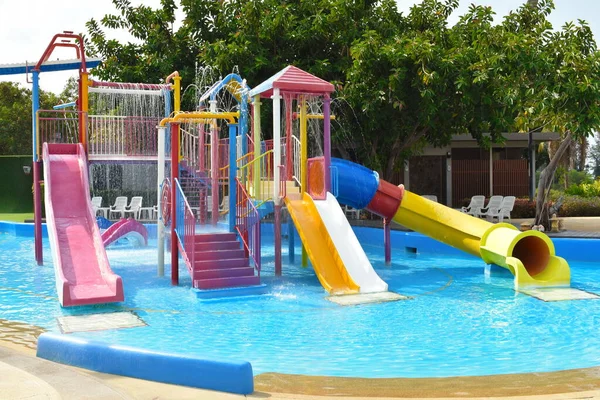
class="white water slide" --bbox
[313,193,388,293]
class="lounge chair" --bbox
[461,195,485,216]
[108,196,129,219]
[344,205,361,219]
[477,196,503,219]
[124,196,143,219]
[91,196,106,218]
[486,196,516,222]
[220,195,229,213]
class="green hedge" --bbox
[560,195,600,217]
[0,156,34,213]
[565,179,600,198]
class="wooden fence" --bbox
[452,159,528,206]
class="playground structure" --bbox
[0,32,572,307]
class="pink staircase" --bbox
[191,232,260,290]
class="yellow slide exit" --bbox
[284,193,359,295]
[393,190,571,288]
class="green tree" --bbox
[0,82,60,155]
[85,0,197,92]
[347,0,600,226]
[590,133,600,178]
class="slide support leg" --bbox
[384,218,391,265]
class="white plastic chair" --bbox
[478,196,503,218]
[486,196,516,222]
[124,196,143,219]
[422,195,438,202]
[91,196,105,218]
[108,196,129,219]
[219,195,229,213]
[344,205,361,219]
[461,195,485,216]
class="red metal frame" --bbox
[35,32,87,72]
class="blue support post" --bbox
[32,70,43,266]
[288,218,295,264]
[228,124,238,232]
[240,93,248,157]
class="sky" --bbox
[1,0,600,94]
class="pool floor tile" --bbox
[57,311,146,333]
[518,287,600,302]
[326,291,408,306]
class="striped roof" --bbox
[249,65,334,98]
[0,58,101,76]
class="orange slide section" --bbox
[284,193,359,295]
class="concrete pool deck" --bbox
[4,336,600,399]
[5,341,600,400]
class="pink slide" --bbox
[102,218,148,248]
[42,143,124,307]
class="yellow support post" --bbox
[299,96,308,267]
[253,95,261,199]
[80,72,89,150]
[173,75,181,113]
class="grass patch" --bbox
[0,213,34,222]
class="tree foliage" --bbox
[0,82,60,155]
[83,0,600,223]
[590,133,600,178]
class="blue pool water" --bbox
[1,227,600,378]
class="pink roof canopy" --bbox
[249,65,334,98]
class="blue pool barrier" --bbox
[36,332,254,395]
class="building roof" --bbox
[249,65,334,98]
[0,58,102,76]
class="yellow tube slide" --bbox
[284,193,359,294]
[393,190,570,288]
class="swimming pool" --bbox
[1,223,600,378]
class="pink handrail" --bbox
[235,177,261,274]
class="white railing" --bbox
[180,127,198,170]
[292,134,301,188]
[87,115,159,158]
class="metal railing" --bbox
[291,134,301,188]
[279,165,287,200]
[237,149,274,203]
[174,178,196,273]
[180,127,199,170]
[87,115,159,157]
[36,110,84,158]
[235,177,261,274]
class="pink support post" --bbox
[384,218,391,265]
[211,124,219,226]
[274,204,282,276]
[285,95,293,181]
[171,124,179,285]
[323,94,332,194]
[34,161,43,265]
[199,124,205,173]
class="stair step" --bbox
[194,258,249,270]
[195,241,240,251]
[193,267,255,280]
[194,233,237,243]
[193,275,261,290]
[194,249,246,260]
